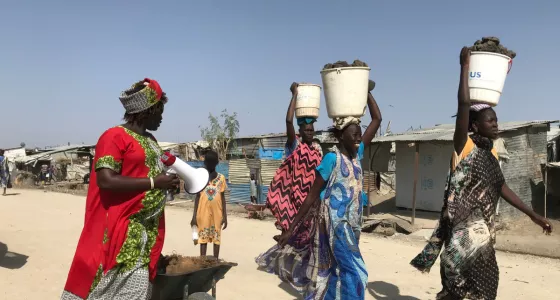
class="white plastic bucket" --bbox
[295,83,321,118]
[320,67,371,118]
[468,51,512,106]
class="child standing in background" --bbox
[191,150,228,259]
[250,173,257,204]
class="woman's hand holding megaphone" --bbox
[153,172,180,189]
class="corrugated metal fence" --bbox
[186,154,377,205]
[225,159,282,204]
[227,159,258,204]
[185,161,232,201]
[227,183,252,204]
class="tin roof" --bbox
[549,162,560,169]
[237,133,287,139]
[548,126,560,142]
[237,130,337,143]
[15,144,95,164]
[373,120,558,143]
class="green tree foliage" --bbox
[199,109,240,160]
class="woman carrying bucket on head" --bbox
[410,47,552,300]
[275,80,382,300]
[265,82,323,233]
[285,82,323,158]
[256,82,323,291]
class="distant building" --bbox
[548,124,560,162]
[371,120,558,219]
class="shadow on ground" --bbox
[254,265,300,299]
[2,193,20,196]
[368,281,420,300]
[278,282,300,300]
[0,242,28,269]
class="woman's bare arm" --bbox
[97,169,151,191]
[286,83,298,145]
[191,193,201,226]
[97,169,178,191]
[454,47,471,155]
[361,93,382,147]
[221,192,227,229]
[501,184,552,233]
[277,175,325,246]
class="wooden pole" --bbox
[366,145,372,220]
[544,164,548,219]
[411,143,420,225]
[212,278,217,298]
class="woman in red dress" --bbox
[61,78,179,300]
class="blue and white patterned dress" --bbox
[256,144,368,299]
[308,145,368,300]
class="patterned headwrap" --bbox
[333,116,361,130]
[297,117,316,126]
[119,78,167,114]
[451,103,493,118]
[470,103,492,112]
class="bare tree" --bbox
[199,109,240,160]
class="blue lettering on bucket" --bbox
[469,72,481,78]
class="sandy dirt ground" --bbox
[1,190,560,300]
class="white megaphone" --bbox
[161,152,209,194]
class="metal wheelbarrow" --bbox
[151,260,237,300]
[243,204,267,219]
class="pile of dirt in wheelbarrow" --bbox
[160,254,234,275]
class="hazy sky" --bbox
[1,1,559,148]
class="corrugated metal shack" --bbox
[544,162,560,218]
[14,145,95,181]
[230,133,288,159]
[225,132,338,204]
[371,120,558,219]
[548,125,560,162]
[227,159,284,204]
[225,134,285,204]
[219,130,386,205]
[315,131,396,198]
[185,160,231,200]
[159,141,207,161]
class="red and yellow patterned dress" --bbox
[61,126,166,300]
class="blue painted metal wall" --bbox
[227,183,269,204]
[258,147,285,160]
[186,161,230,182]
[260,184,269,204]
[186,160,273,205]
[228,183,251,204]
